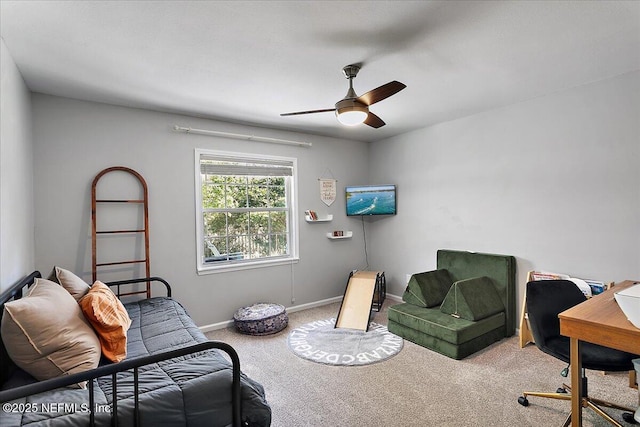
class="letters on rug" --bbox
[286,318,403,366]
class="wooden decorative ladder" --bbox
[91,166,151,298]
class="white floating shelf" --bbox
[305,214,333,223]
[326,231,353,240]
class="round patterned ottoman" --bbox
[233,303,288,336]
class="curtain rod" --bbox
[173,125,312,148]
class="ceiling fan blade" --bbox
[280,108,335,117]
[364,112,385,128]
[357,81,406,106]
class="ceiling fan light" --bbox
[335,101,368,126]
[337,110,368,126]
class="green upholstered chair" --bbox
[388,250,516,359]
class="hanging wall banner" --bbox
[319,179,337,206]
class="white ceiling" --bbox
[2,1,639,142]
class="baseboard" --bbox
[199,295,343,333]
[200,319,236,333]
[387,292,403,302]
[286,295,343,314]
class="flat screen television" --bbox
[345,184,397,216]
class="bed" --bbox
[0,271,272,426]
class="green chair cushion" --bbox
[388,303,505,345]
[402,269,453,308]
[440,276,505,321]
[436,250,516,336]
[387,318,506,360]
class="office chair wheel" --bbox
[517,396,529,406]
[556,387,567,393]
[622,412,637,424]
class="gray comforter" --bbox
[2,297,271,426]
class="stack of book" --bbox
[529,271,608,296]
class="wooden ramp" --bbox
[335,271,384,332]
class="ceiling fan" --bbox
[280,64,406,128]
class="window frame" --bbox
[194,148,299,274]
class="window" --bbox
[195,149,298,272]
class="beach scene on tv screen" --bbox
[346,185,396,216]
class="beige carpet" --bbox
[205,300,639,427]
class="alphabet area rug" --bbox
[286,318,403,366]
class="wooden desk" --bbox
[559,280,640,427]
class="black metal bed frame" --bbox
[0,271,242,427]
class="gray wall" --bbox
[4,51,639,329]
[31,95,369,326]
[368,71,640,318]
[0,39,35,291]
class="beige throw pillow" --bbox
[54,266,91,301]
[1,278,101,388]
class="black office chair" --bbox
[517,280,637,427]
